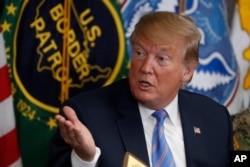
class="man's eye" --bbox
[135,51,145,57]
[158,56,167,61]
[158,56,165,61]
[136,51,142,55]
[157,55,170,66]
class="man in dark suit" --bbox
[47,11,233,167]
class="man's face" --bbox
[129,35,194,109]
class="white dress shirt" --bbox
[139,94,186,167]
[71,94,186,167]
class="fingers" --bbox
[55,114,74,145]
[62,106,79,124]
[55,106,79,140]
[55,106,96,161]
[55,106,85,146]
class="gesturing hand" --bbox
[55,106,96,161]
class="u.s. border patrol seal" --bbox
[14,0,127,113]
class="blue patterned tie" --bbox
[152,109,176,167]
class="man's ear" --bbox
[181,66,196,83]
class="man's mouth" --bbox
[139,80,152,87]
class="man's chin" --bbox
[135,94,155,105]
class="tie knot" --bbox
[152,109,167,125]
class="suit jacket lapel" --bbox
[115,81,150,165]
[116,110,150,166]
[178,90,209,166]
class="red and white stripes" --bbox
[0,27,22,167]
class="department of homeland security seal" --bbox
[184,0,239,107]
[13,0,126,113]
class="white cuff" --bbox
[71,147,101,167]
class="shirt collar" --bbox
[138,94,179,126]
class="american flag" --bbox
[193,126,201,134]
[0,25,23,167]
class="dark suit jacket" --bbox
[47,78,233,167]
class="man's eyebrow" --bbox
[158,46,172,52]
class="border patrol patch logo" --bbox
[14,0,126,113]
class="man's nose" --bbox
[140,56,153,74]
